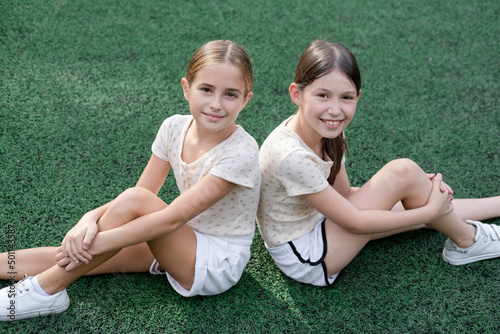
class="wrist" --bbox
[83,210,99,223]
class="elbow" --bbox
[337,213,368,234]
[344,224,365,234]
[333,210,367,234]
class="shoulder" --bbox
[260,121,310,166]
[159,114,191,130]
[216,126,259,160]
[231,126,259,151]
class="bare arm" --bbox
[304,174,453,234]
[135,154,171,194]
[88,173,236,255]
[331,164,360,198]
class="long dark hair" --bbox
[294,40,361,184]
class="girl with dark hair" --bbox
[257,40,500,287]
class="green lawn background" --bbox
[1,0,499,332]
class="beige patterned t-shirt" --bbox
[257,116,344,248]
[152,114,260,236]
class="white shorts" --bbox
[150,231,253,297]
[267,218,341,287]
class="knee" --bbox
[387,158,421,180]
[111,187,155,215]
[383,158,427,191]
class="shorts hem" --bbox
[270,218,342,287]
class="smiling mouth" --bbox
[203,112,225,121]
[321,119,342,127]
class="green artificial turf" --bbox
[1,0,499,332]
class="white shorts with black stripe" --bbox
[267,218,341,287]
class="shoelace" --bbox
[14,275,30,295]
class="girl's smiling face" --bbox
[182,63,252,136]
[289,69,360,148]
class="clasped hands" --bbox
[55,216,99,272]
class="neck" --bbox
[192,120,237,146]
[287,115,323,158]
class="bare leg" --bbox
[452,197,500,221]
[34,187,196,294]
[323,159,477,276]
[371,196,500,240]
[0,244,155,281]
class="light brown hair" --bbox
[185,40,253,96]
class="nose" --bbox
[209,95,222,111]
[327,99,341,116]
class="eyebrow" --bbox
[198,83,242,94]
[315,87,357,95]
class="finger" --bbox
[71,241,92,264]
[433,172,443,181]
[67,242,81,264]
[82,224,98,250]
[61,238,68,257]
[65,260,83,272]
[57,257,72,267]
[54,251,66,262]
[431,173,443,189]
[447,186,454,195]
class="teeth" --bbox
[324,120,340,126]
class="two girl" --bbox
[257,40,500,286]
[2,39,500,322]
[0,40,260,321]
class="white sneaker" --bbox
[0,276,70,321]
[442,220,500,265]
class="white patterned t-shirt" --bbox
[152,114,260,236]
[257,116,344,248]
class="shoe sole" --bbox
[0,299,69,321]
[442,250,500,265]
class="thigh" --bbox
[85,243,155,275]
[323,219,372,276]
[347,158,429,211]
[147,224,197,290]
[323,160,428,275]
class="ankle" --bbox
[37,274,66,295]
[453,224,477,249]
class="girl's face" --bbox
[181,63,252,135]
[290,69,359,144]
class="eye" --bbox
[317,93,328,99]
[226,92,239,98]
[200,87,211,93]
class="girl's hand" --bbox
[60,214,98,265]
[55,249,84,271]
[427,173,454,199]
[427,173,454,219]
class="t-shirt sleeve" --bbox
[151,117,174,162]
[209,136,260,189]
[277,150,330,197]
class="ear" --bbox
[236,91,253,112]
[357,89,362,99]
[244,91,253,104]
[289,83,302,106]
[181,78,190,101]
